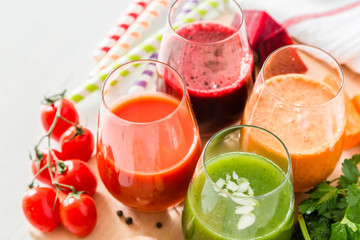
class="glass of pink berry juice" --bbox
[159,0,254,136]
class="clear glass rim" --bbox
[261,44,345,109]
[101,59,187,125]
[202,125,292,199]
[168,0,244,45]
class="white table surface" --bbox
[1,0,359,239]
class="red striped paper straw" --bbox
[69,0,222,103]
[92,0,152,62]
[90,0,168,76]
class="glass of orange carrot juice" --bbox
[243,44,345,192]
[96,60,202,212]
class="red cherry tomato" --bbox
[22,187,60,232]
[41,97,79,142]
[54,159,97,196]
[60,193,97,237]
[59,126,94,162]
[31,149,63,186]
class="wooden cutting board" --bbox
[29,65,360,240]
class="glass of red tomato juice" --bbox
[159,0,254,136]
[96,60,202,212]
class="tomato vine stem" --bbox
[29,90,78,197]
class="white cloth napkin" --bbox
[238,0,360,74]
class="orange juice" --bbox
[97,93,201,211]
[243,74,345,192]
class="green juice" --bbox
[182,152,294,239]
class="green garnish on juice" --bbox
[182,152,294,239]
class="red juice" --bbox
[160,22,254,135]
[97,93,201,212]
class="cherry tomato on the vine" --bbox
[31,148,63,186]
[54,159,97,196]
[59,126,94,162]
[60,193,97,237]
[22,187,60,232]
[40,97,79,142]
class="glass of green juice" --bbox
[182,125,294,239]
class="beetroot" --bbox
[244,10,293,63]
[243,10,307,75]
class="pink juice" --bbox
[160,22,254,135]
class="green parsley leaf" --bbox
[341,216,359,232]
[310,182,335,199]
[299,182,337,215]
[294,213,332,240]
[345,204,360,225]
[316,188,338,215]
[345,224,360,240]
[330,222,347,240]
[350,154,360,165]
[299,198,317,214]
[339,159,360,188]
[322,208,347,222]
[319,194,347,222]
[322,195,348,222]
[347,184,360,207]
[296,154,360,240]
[305,213,332,240]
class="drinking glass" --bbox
[243,44,345,192]
[159,0,254,136]
[96,60,202,212]
[182,125,294,239]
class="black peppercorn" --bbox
[116,210,123,217]
[156,222,162,229]
[125,217,133,225]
